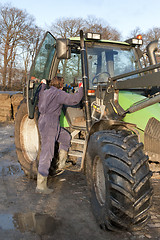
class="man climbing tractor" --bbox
[36,75,83,194]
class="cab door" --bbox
[27,31,56,118]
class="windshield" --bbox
[57,42,138,89]
[86,43,137,89]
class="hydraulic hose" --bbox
[125,93,160,114]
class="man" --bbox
[36,75,83,194]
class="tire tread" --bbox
[86,129,153,231]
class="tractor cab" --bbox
[27,31,143,130]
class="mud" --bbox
[0,122,160,240]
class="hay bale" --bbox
[0,93,10,101]
[0,93,24,121]
[0,115,11,122]
[0,108,12,121]
[0,107,12,115]
[0,98,11,107]
[0,94,12,121]
[11,93,23,104]
[11,93,24,119]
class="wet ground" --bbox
[0,122,160,240]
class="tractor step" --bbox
[71,139,85,145]
[71,130,80,138]
[68,150,83,158]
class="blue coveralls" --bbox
[38,84,83,176]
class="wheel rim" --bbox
[20,115,39,162]
[93,156,106,206]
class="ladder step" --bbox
[68,150,83,158]
[71,139,85,145]
[71,130,80,138]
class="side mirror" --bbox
[56,39,71,59]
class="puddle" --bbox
[0,212,61,235]
[0,214,15,230]
[0,164,23,176]
[0,146,15,156]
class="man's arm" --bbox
[57,87,83,106]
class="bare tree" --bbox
[143,27,160,46]
[84,15,121,40]
[128,27,160,52]
[50,17,84,38]
[0,4,42,90]
[20,26,44,86]
[50,16,120,41]
[102,25,121,41]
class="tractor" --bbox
[15,30,160,231]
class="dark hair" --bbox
[49,76,64,89]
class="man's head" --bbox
[49,75,64,89]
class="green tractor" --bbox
[15,30,160,231]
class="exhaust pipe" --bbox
[146,40,159,72]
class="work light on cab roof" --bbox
[85,32,101,40]
[126,34,143,45]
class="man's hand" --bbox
[41,79,47,84]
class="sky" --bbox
[0,0,160,40]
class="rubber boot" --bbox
[36,172,53,194]
[58,149,68,169]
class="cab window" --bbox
[58,53,82,85]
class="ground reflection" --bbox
[0,164,23,176]
[0,212,61,235]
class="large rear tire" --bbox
[86,129,153,231]
[15,101,40,179]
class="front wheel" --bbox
[15,101,40,178]
[86,129,153,231]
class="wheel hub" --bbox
[20,115,39,162]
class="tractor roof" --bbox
[69,37,130,46]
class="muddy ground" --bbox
[0,122,160,240]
